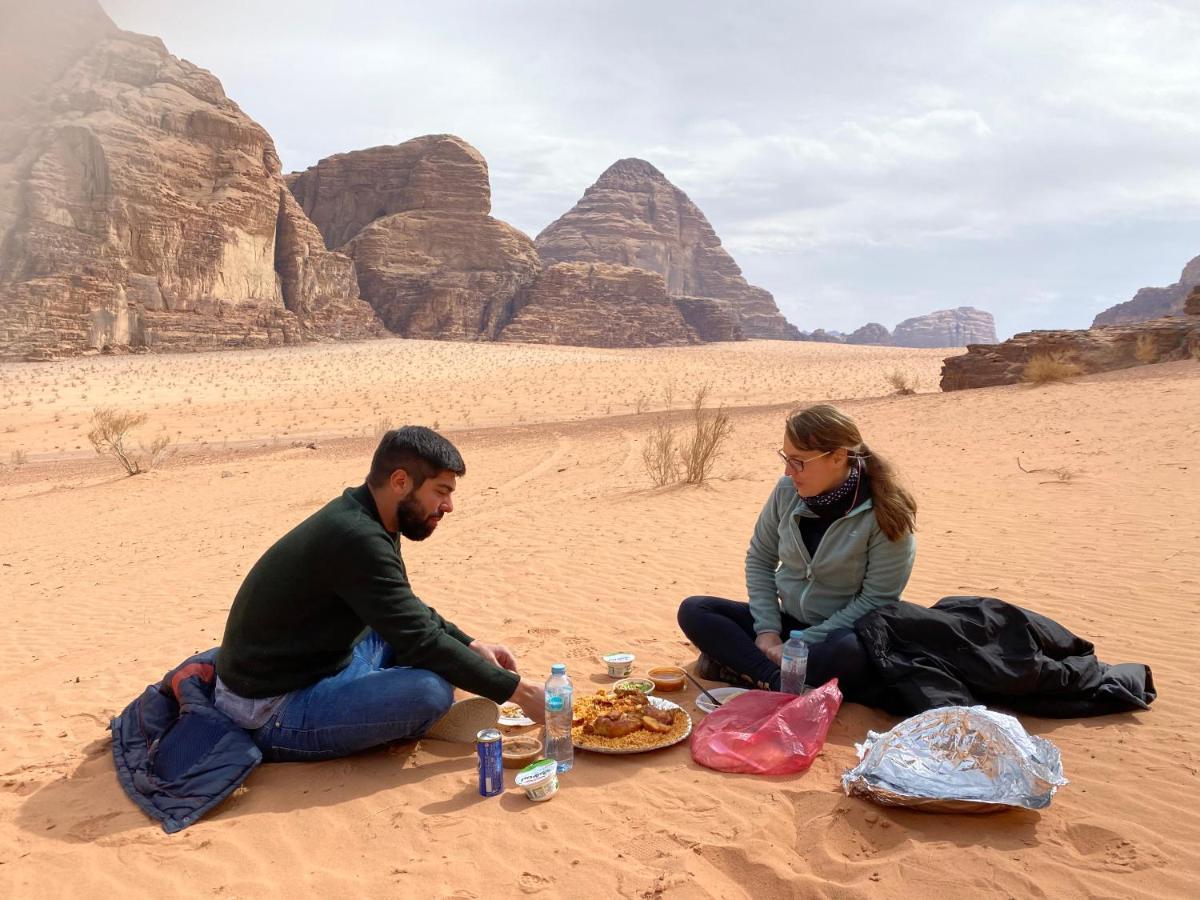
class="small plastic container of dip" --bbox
[648,666,687,692]
[602,652,635,678]
[514,759,559,802]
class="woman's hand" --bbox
[755,632,784,666]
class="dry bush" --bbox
[886,370,920,395]
[1023,352,1083,384]
[9,448,27,467]
[680,384,733,486]
[1134,333,1159,365]
[375,418,394,439]
[87,406,172,476]
[641,420,678,486]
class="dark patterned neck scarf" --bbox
[800,461,861,510]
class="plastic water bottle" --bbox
[544,663,574,773]
[780,631,809,695]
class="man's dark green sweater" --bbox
[216,483,519,704]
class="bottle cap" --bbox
[551,663,567,675]
[789,630,805,640]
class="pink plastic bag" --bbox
[690,680,843,775]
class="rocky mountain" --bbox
[892,307,997,348]
[289,140,734,348]
[535,159,799,340]
[846,322,892,345]
[941,288,1200,390]
[1092,255,1200,327]
[0,0,382,361]
[289,137,541,341]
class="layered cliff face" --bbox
[0,1,382,361]
[1092,255,1200,327]
[535,159,799,340]
[345,211,541,340]
[499,263,697,347]
[289,136,543,341]
[892,307,997,348]
[941,300,1200,391]
[287,137,493,250]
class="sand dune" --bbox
[1,340,1196,898]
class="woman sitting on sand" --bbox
[678,403,916,696]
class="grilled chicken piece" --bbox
[590,712,644,738]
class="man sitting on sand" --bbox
[214,426,546,759]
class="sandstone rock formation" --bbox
[940,308,1200,391]
[290,136,544,341]
[500,263,697,347]
[344,211,540,340]
[0,1,382,361]
[288,139,493,251]
[892,307,997,348]
[797,329,846,343]
[846,323,892,345]
[288,140,748,348]
[1092,255,1200,327]
[673,296,743,343]
[535,159,799,340]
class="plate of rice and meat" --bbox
[572,687,693,754]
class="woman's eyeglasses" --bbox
[777,449,832,472]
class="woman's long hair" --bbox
[785,404,916,540]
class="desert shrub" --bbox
[641,420,678,486]
[1022,352,1083,384]
[87,406,172,476]
[1134,333,1159,365]
[679,384,733,485]
[375,417,394,439]
[9,448,27,467]
[886,370,920,395]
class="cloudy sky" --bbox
[105,0,1200,339]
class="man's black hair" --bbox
[367,426,465,489]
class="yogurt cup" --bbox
[514,759,560,802]
[602,652,635,678]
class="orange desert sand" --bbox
[1,338,1197,898]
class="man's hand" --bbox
[468,640,519,673]
[755,632,784,666]
[510,679,546,725]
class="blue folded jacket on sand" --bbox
[110,648,262,833]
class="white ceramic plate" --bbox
[694,687,750,714]
[498,703,535,727]
[573,696,693,755]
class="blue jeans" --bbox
[251,631,454,762]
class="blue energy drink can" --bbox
[476,728,504,797]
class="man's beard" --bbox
[395,495,439,540]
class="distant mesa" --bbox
[0,0,382,362]
[536,158,800,341]
[1092,254,1200,327]
[831,308,996,349]
[797,329,847,344]
[891,307,997,348]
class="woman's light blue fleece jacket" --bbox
[745,476,916,644]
